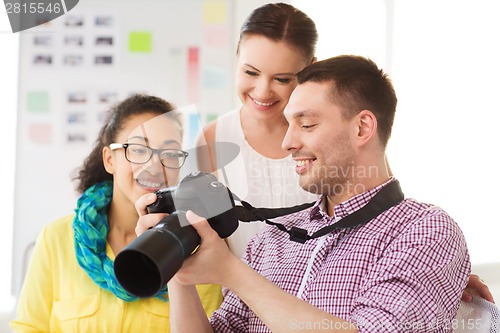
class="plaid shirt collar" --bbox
[309,177,397,224]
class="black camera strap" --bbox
[235,180,404,244]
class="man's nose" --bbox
[282,126,298,152]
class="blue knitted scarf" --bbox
[73,181,168,302]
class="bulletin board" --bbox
[12,0,236,294]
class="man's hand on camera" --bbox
[172,210,240,287]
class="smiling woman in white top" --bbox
[202,3,319,257]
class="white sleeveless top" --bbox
[215,109,318,258]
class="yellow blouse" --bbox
[10,215,222,332]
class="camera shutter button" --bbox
[210,181,224,191]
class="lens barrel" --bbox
[114,213,200,298]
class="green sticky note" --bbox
[207,113,218,123]
[129,32,152,53]
[27,91,49,113]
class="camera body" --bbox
[147,171,238,238]
[114,171,238,298]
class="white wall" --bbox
[0,10,18,331]
[388,0,500,298]
[11,0,238,298]
[2,1,237,330]
[388,0,500,266]
[293,0,500,298]
[2,1,499,329]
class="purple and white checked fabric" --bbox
[210,178,471,333]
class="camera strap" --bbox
[235,180,404,244]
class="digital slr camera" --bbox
[114,171,316,298]
[114,171,238,298]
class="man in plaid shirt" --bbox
[137,55,471,332]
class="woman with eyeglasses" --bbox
[11,94,222,333]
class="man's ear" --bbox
[355,110,378,146]
[102,146,115,174]
[311,56,317,64]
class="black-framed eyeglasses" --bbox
[109,143,189,169]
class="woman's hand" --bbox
[134,193,167,236]
[462,274,495,303]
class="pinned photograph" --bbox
[33,55,53,65]
[63,55,83,66]
[67,112,87,125]
[35,15,53,27]
[65,16,84,27]
[64,36,84,47]
[67,92,87,104]
[95,16,114,27]
[97,111,108,123]
[95,36,114,46]
[33,35,53,47]
[67,132,87,143]
[95,55,113,65]
[98,92,118,104]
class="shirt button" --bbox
[308,274,314,281]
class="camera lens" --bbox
[114,250,161,298]
[114,213,200,298]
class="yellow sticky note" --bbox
[129,31,152,53]
[203,0,227,24]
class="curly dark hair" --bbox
[72,94,178,194]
